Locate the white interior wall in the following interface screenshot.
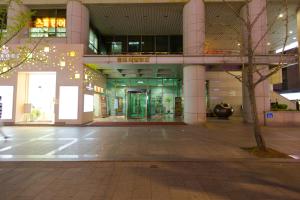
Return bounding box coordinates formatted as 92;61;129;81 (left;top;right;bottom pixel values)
207;71;242;116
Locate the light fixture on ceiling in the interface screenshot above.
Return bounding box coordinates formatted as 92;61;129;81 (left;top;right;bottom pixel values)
267;42;271;46
278;13;284;18
289;30;293;34
237;43;241;46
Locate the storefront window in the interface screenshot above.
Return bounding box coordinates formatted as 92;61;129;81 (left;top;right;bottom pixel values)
59;86;78;120
0;86;14;120
30;9;66;38
84;94;94;112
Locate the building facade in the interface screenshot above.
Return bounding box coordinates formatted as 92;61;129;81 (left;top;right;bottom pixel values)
0;0;299;125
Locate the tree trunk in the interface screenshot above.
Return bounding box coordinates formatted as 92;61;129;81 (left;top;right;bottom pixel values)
247;67;267;151
245;1;267;152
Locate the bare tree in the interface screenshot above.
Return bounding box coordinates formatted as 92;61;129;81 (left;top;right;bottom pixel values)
222;0;294;151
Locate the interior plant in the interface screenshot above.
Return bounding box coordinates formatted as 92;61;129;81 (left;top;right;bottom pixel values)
30;108;41;121
165;96;172;113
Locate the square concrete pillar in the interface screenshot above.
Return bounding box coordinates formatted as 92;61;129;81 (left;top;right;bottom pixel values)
67;0;90;53
183;65;206;124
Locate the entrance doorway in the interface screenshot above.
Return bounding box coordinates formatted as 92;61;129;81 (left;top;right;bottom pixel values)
127;90;147;119
16;72;56;124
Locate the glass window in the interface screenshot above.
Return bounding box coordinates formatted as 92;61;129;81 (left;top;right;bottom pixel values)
89;29;98;53
111;42;122;54
84;94;94;112
141;36;155;53
30;9;66;38
103;36;113;54
0;86;14;119
156;36;169;53
0;8;7;30
115;36;127;53
128;36;141;53
170;35;183;54
59;86;78;120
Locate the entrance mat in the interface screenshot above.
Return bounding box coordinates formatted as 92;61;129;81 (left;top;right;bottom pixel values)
87;121;186;126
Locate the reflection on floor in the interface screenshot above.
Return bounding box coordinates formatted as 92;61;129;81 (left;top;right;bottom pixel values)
94;115;182;122
0;121;299;161
15;121;54;125
90;115;184;126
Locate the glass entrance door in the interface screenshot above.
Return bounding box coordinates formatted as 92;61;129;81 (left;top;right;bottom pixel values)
127;92;147;119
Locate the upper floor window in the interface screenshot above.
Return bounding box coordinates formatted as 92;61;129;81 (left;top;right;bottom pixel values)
89;29;98;53
0;8;7;39
30;9;66;38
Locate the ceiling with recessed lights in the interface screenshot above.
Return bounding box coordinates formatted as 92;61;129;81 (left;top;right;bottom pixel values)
86;1;299;78
87;1;299;52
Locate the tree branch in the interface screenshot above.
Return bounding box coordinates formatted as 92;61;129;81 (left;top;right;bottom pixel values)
222;0;247;26
253;0;289;87
225;70;243;82
0;37;43;76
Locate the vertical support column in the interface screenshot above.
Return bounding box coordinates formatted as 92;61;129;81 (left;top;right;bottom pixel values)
297;8;300;79
183;0;206;124
242;0;270;124
7;1;29;44
183;65;206;124
67;0;90;53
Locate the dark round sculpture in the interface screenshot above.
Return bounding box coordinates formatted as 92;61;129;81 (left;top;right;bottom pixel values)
213;103;234;119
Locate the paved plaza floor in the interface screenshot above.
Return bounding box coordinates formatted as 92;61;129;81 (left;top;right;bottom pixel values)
0;119;299;161
0;119;300;199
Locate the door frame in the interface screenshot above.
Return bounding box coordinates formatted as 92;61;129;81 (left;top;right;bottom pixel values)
127;89;148;119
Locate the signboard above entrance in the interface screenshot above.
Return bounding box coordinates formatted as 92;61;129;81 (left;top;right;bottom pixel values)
117;57;150;63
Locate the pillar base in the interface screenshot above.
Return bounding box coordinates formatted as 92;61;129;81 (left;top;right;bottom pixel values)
184;113;206;125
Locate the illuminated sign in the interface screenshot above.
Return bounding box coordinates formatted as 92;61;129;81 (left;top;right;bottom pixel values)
34;17;66;28
0;45;20;61
117;57;150;63
93;85;104;93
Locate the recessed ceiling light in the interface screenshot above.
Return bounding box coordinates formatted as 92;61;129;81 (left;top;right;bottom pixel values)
289;30;293;34
267;42;271;46
293;37;297;40
278;13;284;18
237;43;241;46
